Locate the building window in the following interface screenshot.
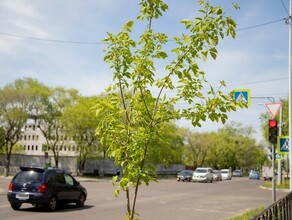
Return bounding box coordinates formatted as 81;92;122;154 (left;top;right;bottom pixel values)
36;135;39;141
32;145;34;151
36;145;38;151
24;135;27;141
28;145;30;151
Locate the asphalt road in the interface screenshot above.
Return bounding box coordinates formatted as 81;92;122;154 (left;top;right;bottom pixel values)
0;176;288;220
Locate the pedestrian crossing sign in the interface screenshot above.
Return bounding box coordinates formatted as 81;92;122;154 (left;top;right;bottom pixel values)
233;89;250;107
277;136;289;155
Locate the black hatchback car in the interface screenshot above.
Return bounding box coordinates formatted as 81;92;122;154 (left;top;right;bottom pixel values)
7;166;87;211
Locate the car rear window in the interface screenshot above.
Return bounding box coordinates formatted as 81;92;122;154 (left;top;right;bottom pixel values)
14;171;43;183
195;169;207;173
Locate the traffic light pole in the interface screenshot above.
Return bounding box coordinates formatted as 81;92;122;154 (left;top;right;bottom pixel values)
272;143;276;202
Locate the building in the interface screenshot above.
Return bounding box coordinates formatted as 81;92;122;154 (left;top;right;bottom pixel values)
17;121;78;157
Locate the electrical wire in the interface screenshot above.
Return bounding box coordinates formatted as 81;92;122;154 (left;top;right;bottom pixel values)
236;18;287;31
0;32;103;45
280;0;289;16
0;18;289;45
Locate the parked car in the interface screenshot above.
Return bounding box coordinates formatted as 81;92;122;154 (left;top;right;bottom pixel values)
212;170;222;181
232;170;243;177
7;166;87;211
192;167;213;183
177;170;193;182
221;169;232;180
249;170;260;180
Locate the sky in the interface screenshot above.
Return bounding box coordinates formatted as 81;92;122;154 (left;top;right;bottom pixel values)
0;0;290;143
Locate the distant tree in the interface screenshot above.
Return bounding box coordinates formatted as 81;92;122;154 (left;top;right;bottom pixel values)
184;122;267;170
184;132;212;168
0;78;42;176
93;0;241;219
62;96;101;175
216;122;267;169
35;87;79;168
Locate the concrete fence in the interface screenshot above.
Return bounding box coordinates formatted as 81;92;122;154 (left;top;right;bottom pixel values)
0;154;185;177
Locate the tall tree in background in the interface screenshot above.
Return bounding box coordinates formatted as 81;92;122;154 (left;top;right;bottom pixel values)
93;0;241;219
36;87;79;168
62;96;101;175
184;132;212;168
0;78;42;176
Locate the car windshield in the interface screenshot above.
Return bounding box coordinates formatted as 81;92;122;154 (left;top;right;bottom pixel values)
181;171;191;175
14;171;43;183
195;169;207;173
221;171;228;174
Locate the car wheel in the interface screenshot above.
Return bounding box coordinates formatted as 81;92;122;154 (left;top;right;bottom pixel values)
76;193;86;207
47;196;58;211
10;202;21;210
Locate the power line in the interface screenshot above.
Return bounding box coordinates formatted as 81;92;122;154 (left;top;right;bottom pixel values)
226;77;288;87
0;32;103;45
280;0;289;15
0;18;288;45
236;18;287;31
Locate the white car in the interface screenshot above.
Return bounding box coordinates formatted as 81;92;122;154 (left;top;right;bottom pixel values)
192;167;213;183
221;169;232;180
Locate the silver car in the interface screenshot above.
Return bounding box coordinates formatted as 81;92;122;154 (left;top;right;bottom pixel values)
221;169;232;180
192;167;213;183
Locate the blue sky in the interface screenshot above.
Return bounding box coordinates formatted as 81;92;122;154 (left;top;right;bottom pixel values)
0;0;289;142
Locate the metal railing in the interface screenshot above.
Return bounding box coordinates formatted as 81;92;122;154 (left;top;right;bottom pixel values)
251;191;292;220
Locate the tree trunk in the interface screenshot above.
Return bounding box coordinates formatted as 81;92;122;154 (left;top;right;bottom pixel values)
4;150;11;177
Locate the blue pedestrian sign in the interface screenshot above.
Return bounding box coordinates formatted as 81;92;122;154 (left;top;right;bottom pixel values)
233;89;250;107
277;136;289;155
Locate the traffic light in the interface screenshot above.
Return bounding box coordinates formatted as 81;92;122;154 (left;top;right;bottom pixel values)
268;119;278;144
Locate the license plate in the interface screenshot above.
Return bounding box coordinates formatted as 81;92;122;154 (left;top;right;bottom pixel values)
16;193;29;200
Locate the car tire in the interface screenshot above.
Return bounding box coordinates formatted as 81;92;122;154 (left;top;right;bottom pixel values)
47;196;58;211
76;193;86;207
10;202;21;210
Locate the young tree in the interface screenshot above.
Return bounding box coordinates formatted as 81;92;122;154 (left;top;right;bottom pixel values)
93;0;241;219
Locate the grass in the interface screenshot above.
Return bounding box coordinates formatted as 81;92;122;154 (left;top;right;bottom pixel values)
262;179;290;189
229;206;265;220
